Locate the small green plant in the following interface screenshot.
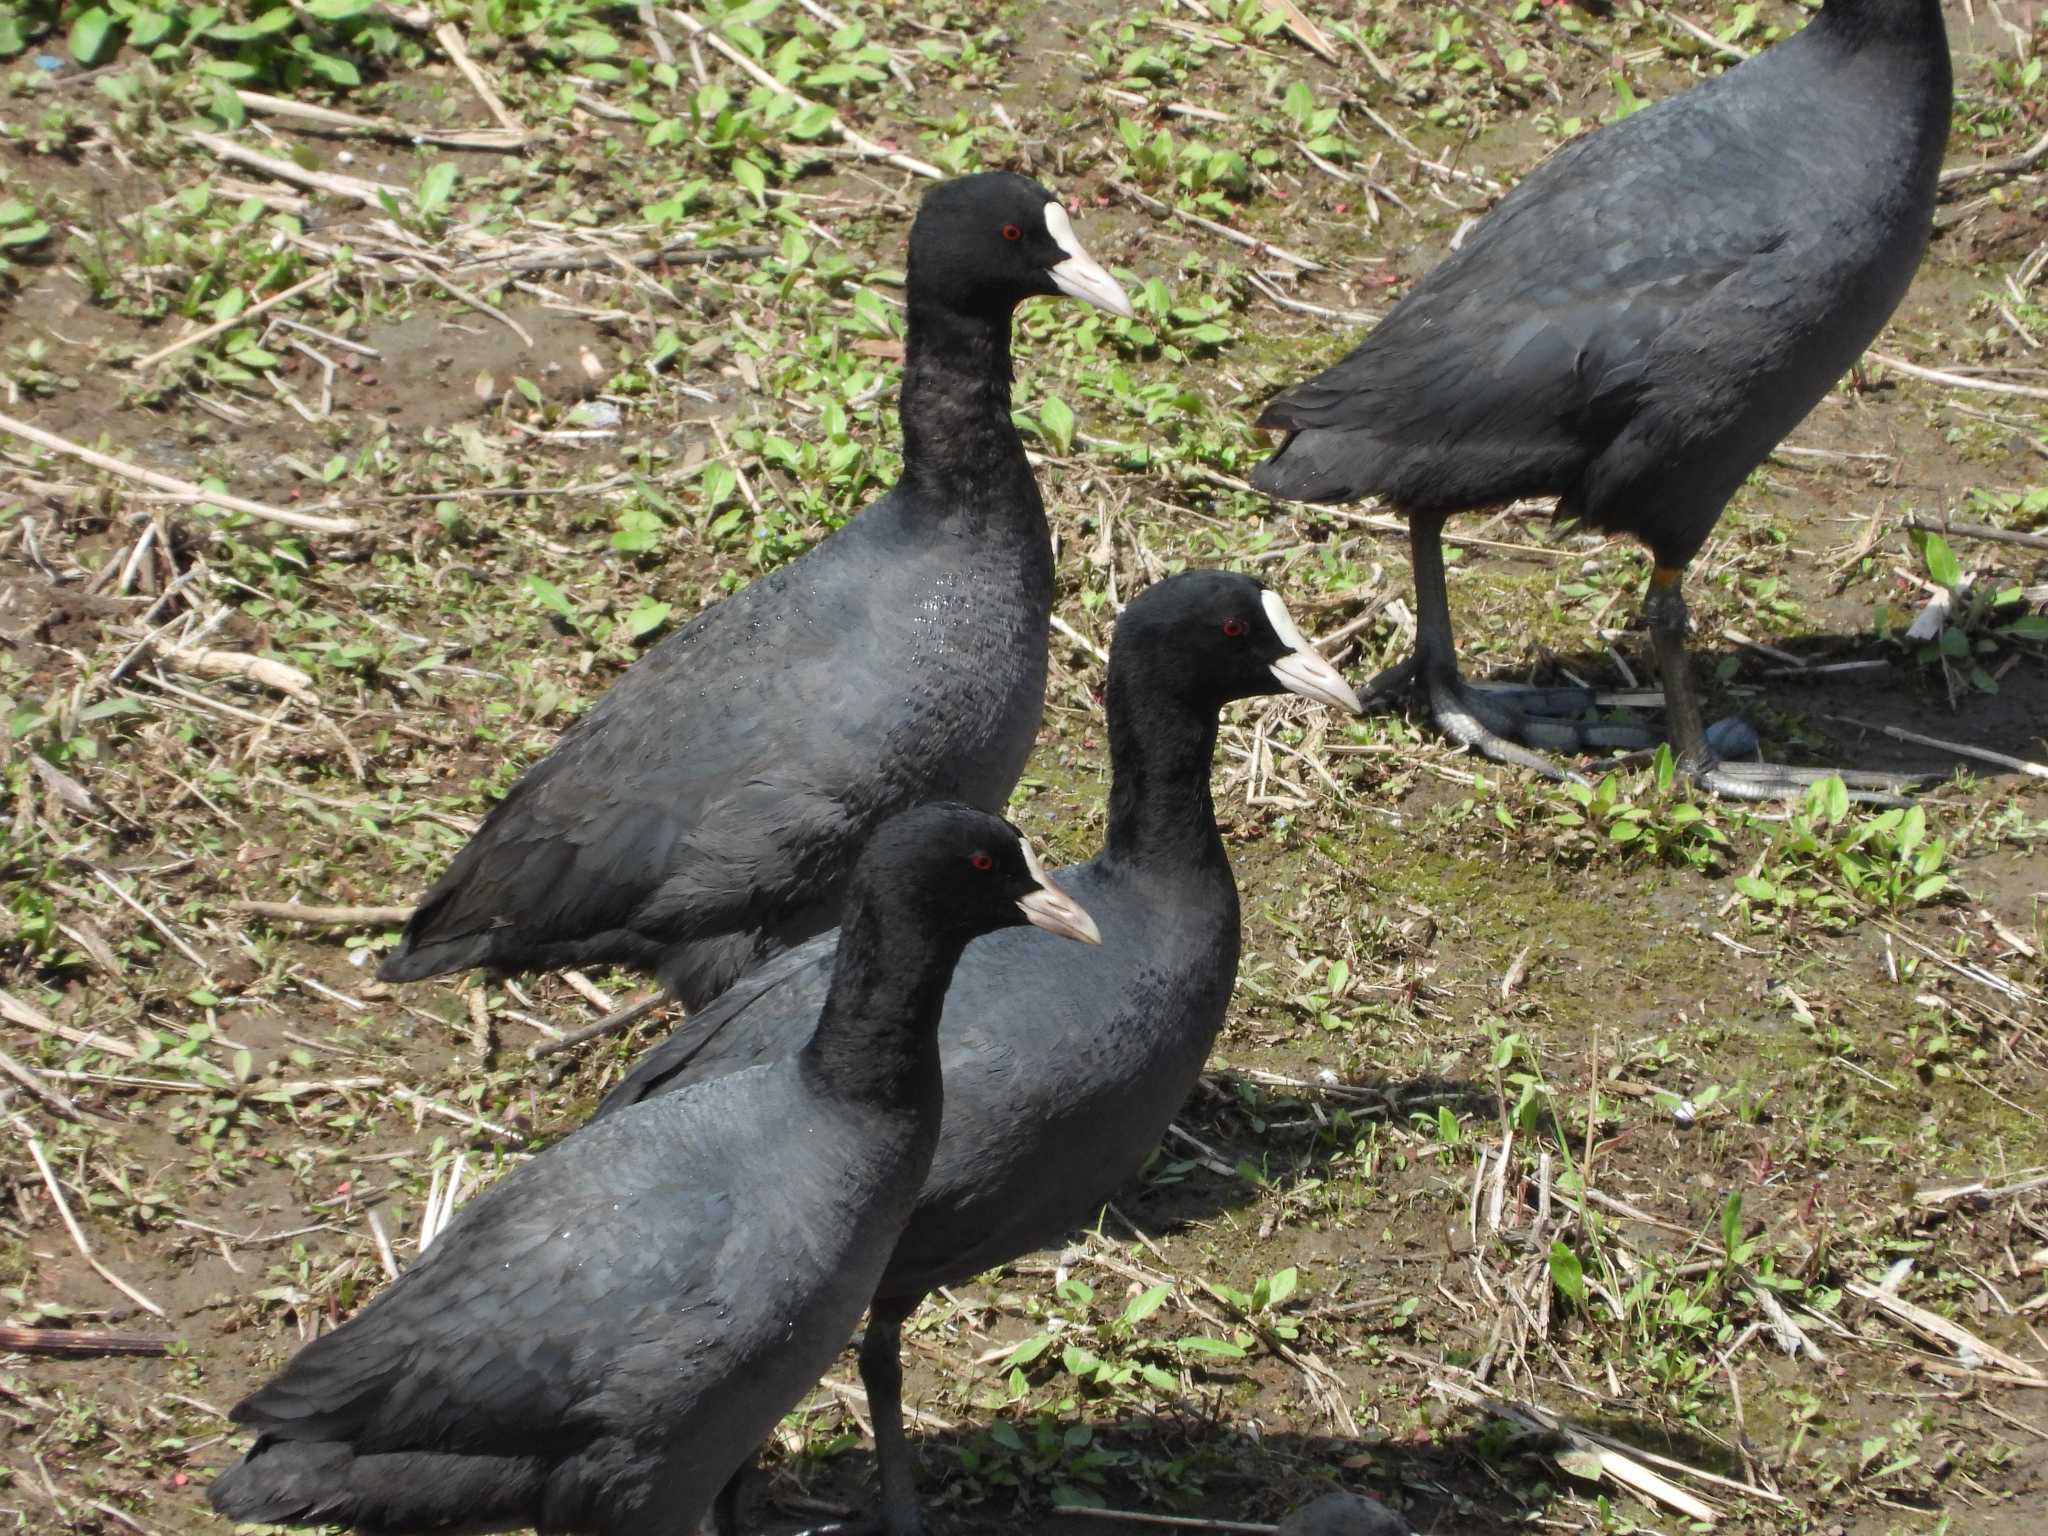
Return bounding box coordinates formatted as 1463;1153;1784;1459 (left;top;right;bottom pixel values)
1887;527;2048;696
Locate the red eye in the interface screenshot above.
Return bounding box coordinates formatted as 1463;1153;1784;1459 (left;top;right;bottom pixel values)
1222;617;1248;638
1002;223;1022;241
971;850;994;871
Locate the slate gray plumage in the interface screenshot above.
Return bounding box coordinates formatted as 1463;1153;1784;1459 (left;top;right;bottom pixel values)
380;174;1131;1006
595;570;1360;1535
208;802;1098;1536
1253;0;1951;799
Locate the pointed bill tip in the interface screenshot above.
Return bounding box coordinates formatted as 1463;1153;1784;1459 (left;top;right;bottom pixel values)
1016;835;1103;945
1044;201;1135;318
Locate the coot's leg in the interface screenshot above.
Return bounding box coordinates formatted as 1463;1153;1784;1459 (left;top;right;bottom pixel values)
862;1297;925;1536
792;1296;926;1536
1644;567;1923;804
1406;513;1599;780
704;1454;751;1535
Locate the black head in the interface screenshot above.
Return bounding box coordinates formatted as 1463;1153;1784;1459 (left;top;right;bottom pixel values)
1110;570;1363;714
850;802;1101;951
907;172;1133;321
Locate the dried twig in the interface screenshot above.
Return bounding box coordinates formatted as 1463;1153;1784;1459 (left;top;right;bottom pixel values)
234;88;526;151
435;22;528;139
0;410;360;536
0;1326;173;1358
1849;1278;2048;1381
20;1131;166;1318
668;9;943;178
0;1048;87;1123
1821;714;2048;782
1940;129;2048;189
1905;517;2048;554
0;987;141;1061
527;991;669;1059
224;900;413;926
186;130;405;210
132;270;335;372
1116;182;1322;272
1870;351;2048;402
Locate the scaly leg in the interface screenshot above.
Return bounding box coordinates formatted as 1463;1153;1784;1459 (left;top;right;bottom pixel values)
1391;514;1655;778
792;1297;926;1536
1645;566;1921;804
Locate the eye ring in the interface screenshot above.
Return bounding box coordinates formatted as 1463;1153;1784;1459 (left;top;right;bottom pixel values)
1001;223;1023;242
1222;617;1248;638
971;850;995;871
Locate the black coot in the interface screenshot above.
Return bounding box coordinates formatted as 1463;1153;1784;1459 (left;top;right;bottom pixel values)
381;173;1131;1005
208;803;1099;1536
1253;0;1951;799
596;570;1360;1535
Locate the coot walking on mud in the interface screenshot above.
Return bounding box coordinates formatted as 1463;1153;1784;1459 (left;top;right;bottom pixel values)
210;803;1099;1535
597;571;1359;1535
1253;0;1951;799
382;173;1131;1005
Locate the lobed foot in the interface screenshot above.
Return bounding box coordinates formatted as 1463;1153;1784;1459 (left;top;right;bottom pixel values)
1691;758;1926;806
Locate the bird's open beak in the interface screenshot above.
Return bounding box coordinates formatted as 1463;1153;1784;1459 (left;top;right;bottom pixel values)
1044;202;1135;319
1015;836;1103;945
1261;590;1363;714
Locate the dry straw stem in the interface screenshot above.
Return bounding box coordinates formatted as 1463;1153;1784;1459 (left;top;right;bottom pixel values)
1905;517;2048;554
1847;1279;2048;1382
1823;714;2048;782
667;8;944;179
224;900;413;926
187;130;405;210
0;411;360;536
233;88;527;150
157;646;317;703
1869;350;2048;402
19;1130;166;1318
434;22;528;138
0;1326;173;1358
132;269;334;371
1940;128;2048;188
0;987;141;1061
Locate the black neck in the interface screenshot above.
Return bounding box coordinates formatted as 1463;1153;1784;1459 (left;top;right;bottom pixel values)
1102;662;1231;872
897;296;1034;515
799;899;956;1108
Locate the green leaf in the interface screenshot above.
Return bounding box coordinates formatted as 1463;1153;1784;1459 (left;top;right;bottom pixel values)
306;52;362;87
623;597;672;640
1061;1344;1104;1377
788;102;837;139
69;7;117;65
1176;1335;1245;1358
512;376;543;407
1548;1240;1586;1302
418;162;459;215
1720;1191;1742;1256
1004;1333;1052;1367
1915;529;1963;591
524;576;575;620
1264;1266;1297;1308
1039;395;1075;453
305;0;375;15
1122;1284;1170;1326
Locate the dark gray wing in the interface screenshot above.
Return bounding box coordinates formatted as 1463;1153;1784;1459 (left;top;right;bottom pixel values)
233;1089;757;1455
595;936;837;1115
1254;77;1795;507
384;504;911;979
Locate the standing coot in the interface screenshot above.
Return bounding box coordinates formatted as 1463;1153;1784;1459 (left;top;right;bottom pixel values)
209;803;1099;1535
381;173;1131;1005
1253;0;1951;798
597;571;1360;1535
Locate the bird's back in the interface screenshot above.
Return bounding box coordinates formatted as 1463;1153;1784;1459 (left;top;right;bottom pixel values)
1254;7;1950;552
382;486;1052;1006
